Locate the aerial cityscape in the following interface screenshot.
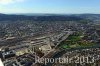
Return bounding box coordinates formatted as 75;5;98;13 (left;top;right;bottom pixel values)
0;0;100;66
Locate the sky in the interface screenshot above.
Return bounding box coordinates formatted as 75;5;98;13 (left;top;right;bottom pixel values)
0;0;100;14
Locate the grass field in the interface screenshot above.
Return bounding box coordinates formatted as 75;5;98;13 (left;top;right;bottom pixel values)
58;32;95;49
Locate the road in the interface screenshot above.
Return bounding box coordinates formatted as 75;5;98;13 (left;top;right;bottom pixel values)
55;31;73;48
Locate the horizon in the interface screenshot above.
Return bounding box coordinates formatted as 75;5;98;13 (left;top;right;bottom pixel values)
1;12;100;15
0;0;100;14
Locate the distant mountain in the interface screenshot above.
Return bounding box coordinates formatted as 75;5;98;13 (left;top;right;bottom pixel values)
14;13;57;16
73;14;100;21
0;13;100;23
13;13;73;16
0;13;83;21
